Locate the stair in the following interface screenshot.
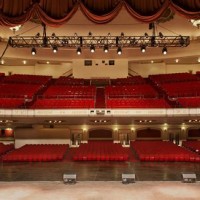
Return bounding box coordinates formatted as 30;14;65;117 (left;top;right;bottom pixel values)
95;87;106;108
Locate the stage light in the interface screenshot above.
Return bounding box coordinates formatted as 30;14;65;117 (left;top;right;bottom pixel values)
144;33;148;38
162;46;167;55
117;46;122;55
90;44;95;53
77;47;81;55
104;45;109;53
159;32;163;38
52;45;58;53
31;47;36;55
141;45;146;53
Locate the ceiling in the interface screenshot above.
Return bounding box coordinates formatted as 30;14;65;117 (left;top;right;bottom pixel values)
0;8;200;66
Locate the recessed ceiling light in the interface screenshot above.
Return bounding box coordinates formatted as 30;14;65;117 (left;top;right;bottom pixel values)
151;60;154;63
175;59;179;63
46;61;50;64
23;60;27;64
0;60;5;64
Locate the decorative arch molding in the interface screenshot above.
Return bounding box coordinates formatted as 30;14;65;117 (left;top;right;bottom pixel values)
0;0;199;26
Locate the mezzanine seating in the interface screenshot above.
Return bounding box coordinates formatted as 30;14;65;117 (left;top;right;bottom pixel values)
2;74;52;85
0;143;14;156
106;98;170;108
43;85;96;99
54;77;85;85
111;76;146;85
0;98;25;108
149;73;199;85
2;144;69;162
73;140;130;161
131;141;200;162
31;98;95;108
105;84;158;98
177;97;200;108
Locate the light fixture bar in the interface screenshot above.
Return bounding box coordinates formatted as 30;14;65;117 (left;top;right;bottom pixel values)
8;35;190;49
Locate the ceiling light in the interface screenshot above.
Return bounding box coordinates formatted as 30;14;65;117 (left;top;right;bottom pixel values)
198;57;200;63
9;25;22;33
190;19;200;28
117;46;122;55
162;46;167;55
141;45;146;53
104;45;109;53
22;60;27;64
175;59;179;63
0;60;5;65
46;61;50;64
31;47;36;55
151;60;154;63
52;45;58;53
90;44;95;53
77;47;81;55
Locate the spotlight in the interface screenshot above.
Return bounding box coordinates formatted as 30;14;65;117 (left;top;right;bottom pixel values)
162;46;167;55
104;45;109;53
77;47;81;55
52;45;58;53
179;36;185;47
159;32;163;38
35;33;40;38
141;45;146;53
31;47;36;55
90;44;95;53
144;33;148;38
117;46;122;55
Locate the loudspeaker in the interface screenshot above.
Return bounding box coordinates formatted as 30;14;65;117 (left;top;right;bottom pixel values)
63;174;76;184
122;173;135;184
182;173;196;183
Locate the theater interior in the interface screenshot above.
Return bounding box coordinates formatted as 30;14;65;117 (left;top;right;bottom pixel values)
0;1;200;199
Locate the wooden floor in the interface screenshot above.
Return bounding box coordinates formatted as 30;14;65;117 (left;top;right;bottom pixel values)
0;161;200;181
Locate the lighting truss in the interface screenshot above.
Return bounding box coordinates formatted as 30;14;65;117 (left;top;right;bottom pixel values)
7;23;190;51
8;34;190;49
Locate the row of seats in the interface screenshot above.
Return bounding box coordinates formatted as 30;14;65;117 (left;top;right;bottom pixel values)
73;141;130;161
43;85;96;98
31;99;95;108
149;73;199;84
161;81;200;97
131;141;200;162
0;143;14;156
182;141;200;153
0;84;42;98
177;97;200;108
111;76;146;85
2;74;52;85
2;144;68;162
0;98;25;108
105;85;158;98
106;98;171;108
54;77;86;85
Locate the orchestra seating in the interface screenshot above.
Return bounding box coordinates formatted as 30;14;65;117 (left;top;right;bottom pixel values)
73;141;130;161
177;97;200;108
31;99;95;108
2;144;69;162
2;74;52;85
0;98;25;108
131;141;200;162
182;141;200;154
0;143;14;156
106;98;170;108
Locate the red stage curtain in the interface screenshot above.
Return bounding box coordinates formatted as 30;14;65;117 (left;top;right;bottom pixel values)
0;0;200;26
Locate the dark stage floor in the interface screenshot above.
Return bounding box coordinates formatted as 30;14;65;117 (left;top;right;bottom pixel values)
0;161;200;182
